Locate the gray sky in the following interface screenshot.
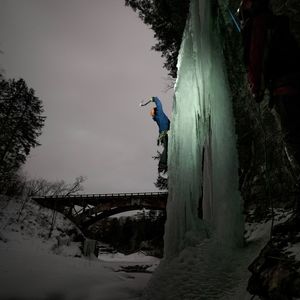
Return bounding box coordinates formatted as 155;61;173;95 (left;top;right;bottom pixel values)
0;0;173;193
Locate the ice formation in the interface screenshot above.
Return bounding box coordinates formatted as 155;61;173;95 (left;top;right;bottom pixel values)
166;0;244;258
143;0;249;298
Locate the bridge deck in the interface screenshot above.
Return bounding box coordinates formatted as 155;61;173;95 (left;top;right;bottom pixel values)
33;192;168;206
37;191;167;198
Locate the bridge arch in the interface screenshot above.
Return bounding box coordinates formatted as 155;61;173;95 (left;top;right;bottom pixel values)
33;192;168;232
82;204;165;228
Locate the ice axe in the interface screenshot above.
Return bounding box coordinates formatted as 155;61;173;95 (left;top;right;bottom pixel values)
139;99;152;107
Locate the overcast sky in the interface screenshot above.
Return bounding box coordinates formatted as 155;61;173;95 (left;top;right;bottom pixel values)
0;0;173;194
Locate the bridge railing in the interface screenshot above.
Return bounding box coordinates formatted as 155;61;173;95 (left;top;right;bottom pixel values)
33;191;168;200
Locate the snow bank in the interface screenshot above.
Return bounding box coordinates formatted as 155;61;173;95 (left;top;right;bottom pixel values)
0;196;156;300
99;251;159;263
145;210;294;300
0;240;152;300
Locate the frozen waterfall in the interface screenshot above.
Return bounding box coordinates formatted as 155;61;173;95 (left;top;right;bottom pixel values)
143;0;249;299
165;0;244;258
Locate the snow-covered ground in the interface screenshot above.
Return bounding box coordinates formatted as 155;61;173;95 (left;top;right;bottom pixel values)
1;196;298;300
144;209;297;300
0;196;159;300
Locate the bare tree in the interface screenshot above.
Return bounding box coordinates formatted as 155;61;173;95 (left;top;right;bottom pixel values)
18;176;87;224
26;176;87;197
163;75;176;93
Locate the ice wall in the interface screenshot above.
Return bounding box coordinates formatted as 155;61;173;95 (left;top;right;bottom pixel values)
143;1;252;298
164;0;244;259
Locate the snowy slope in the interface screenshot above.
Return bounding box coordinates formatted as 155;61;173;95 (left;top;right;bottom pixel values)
0;195;82;256
0;196;159;300
144;208;295;300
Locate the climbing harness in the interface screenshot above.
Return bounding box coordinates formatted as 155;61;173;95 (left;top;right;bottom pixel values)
157;130;168;146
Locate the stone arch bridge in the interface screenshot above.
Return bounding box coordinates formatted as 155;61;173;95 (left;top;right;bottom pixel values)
33;192;167;231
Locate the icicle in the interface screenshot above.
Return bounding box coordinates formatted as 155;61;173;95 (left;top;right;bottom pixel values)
164;0;243;259
144;0;246;298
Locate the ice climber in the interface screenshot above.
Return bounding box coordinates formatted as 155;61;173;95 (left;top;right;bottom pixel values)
239;0;300;174
151;97;170;173
141;96;170;173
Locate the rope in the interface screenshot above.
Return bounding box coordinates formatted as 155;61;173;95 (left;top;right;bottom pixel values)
280;134;300;213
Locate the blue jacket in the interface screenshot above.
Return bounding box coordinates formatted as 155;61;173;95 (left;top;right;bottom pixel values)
152;97;170;133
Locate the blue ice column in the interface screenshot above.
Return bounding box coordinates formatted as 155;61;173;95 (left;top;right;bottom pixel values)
164;0;244;259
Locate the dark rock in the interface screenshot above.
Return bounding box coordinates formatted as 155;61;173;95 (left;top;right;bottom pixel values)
116;264;152;273
247;214;300;299
221;0;300;298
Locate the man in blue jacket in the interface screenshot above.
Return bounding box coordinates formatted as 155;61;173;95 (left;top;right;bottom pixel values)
150;97;170;173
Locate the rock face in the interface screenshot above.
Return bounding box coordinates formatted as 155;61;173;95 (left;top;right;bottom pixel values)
220;0;300;299
247;214;300;300
248;247;300;300
222;0;299;217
